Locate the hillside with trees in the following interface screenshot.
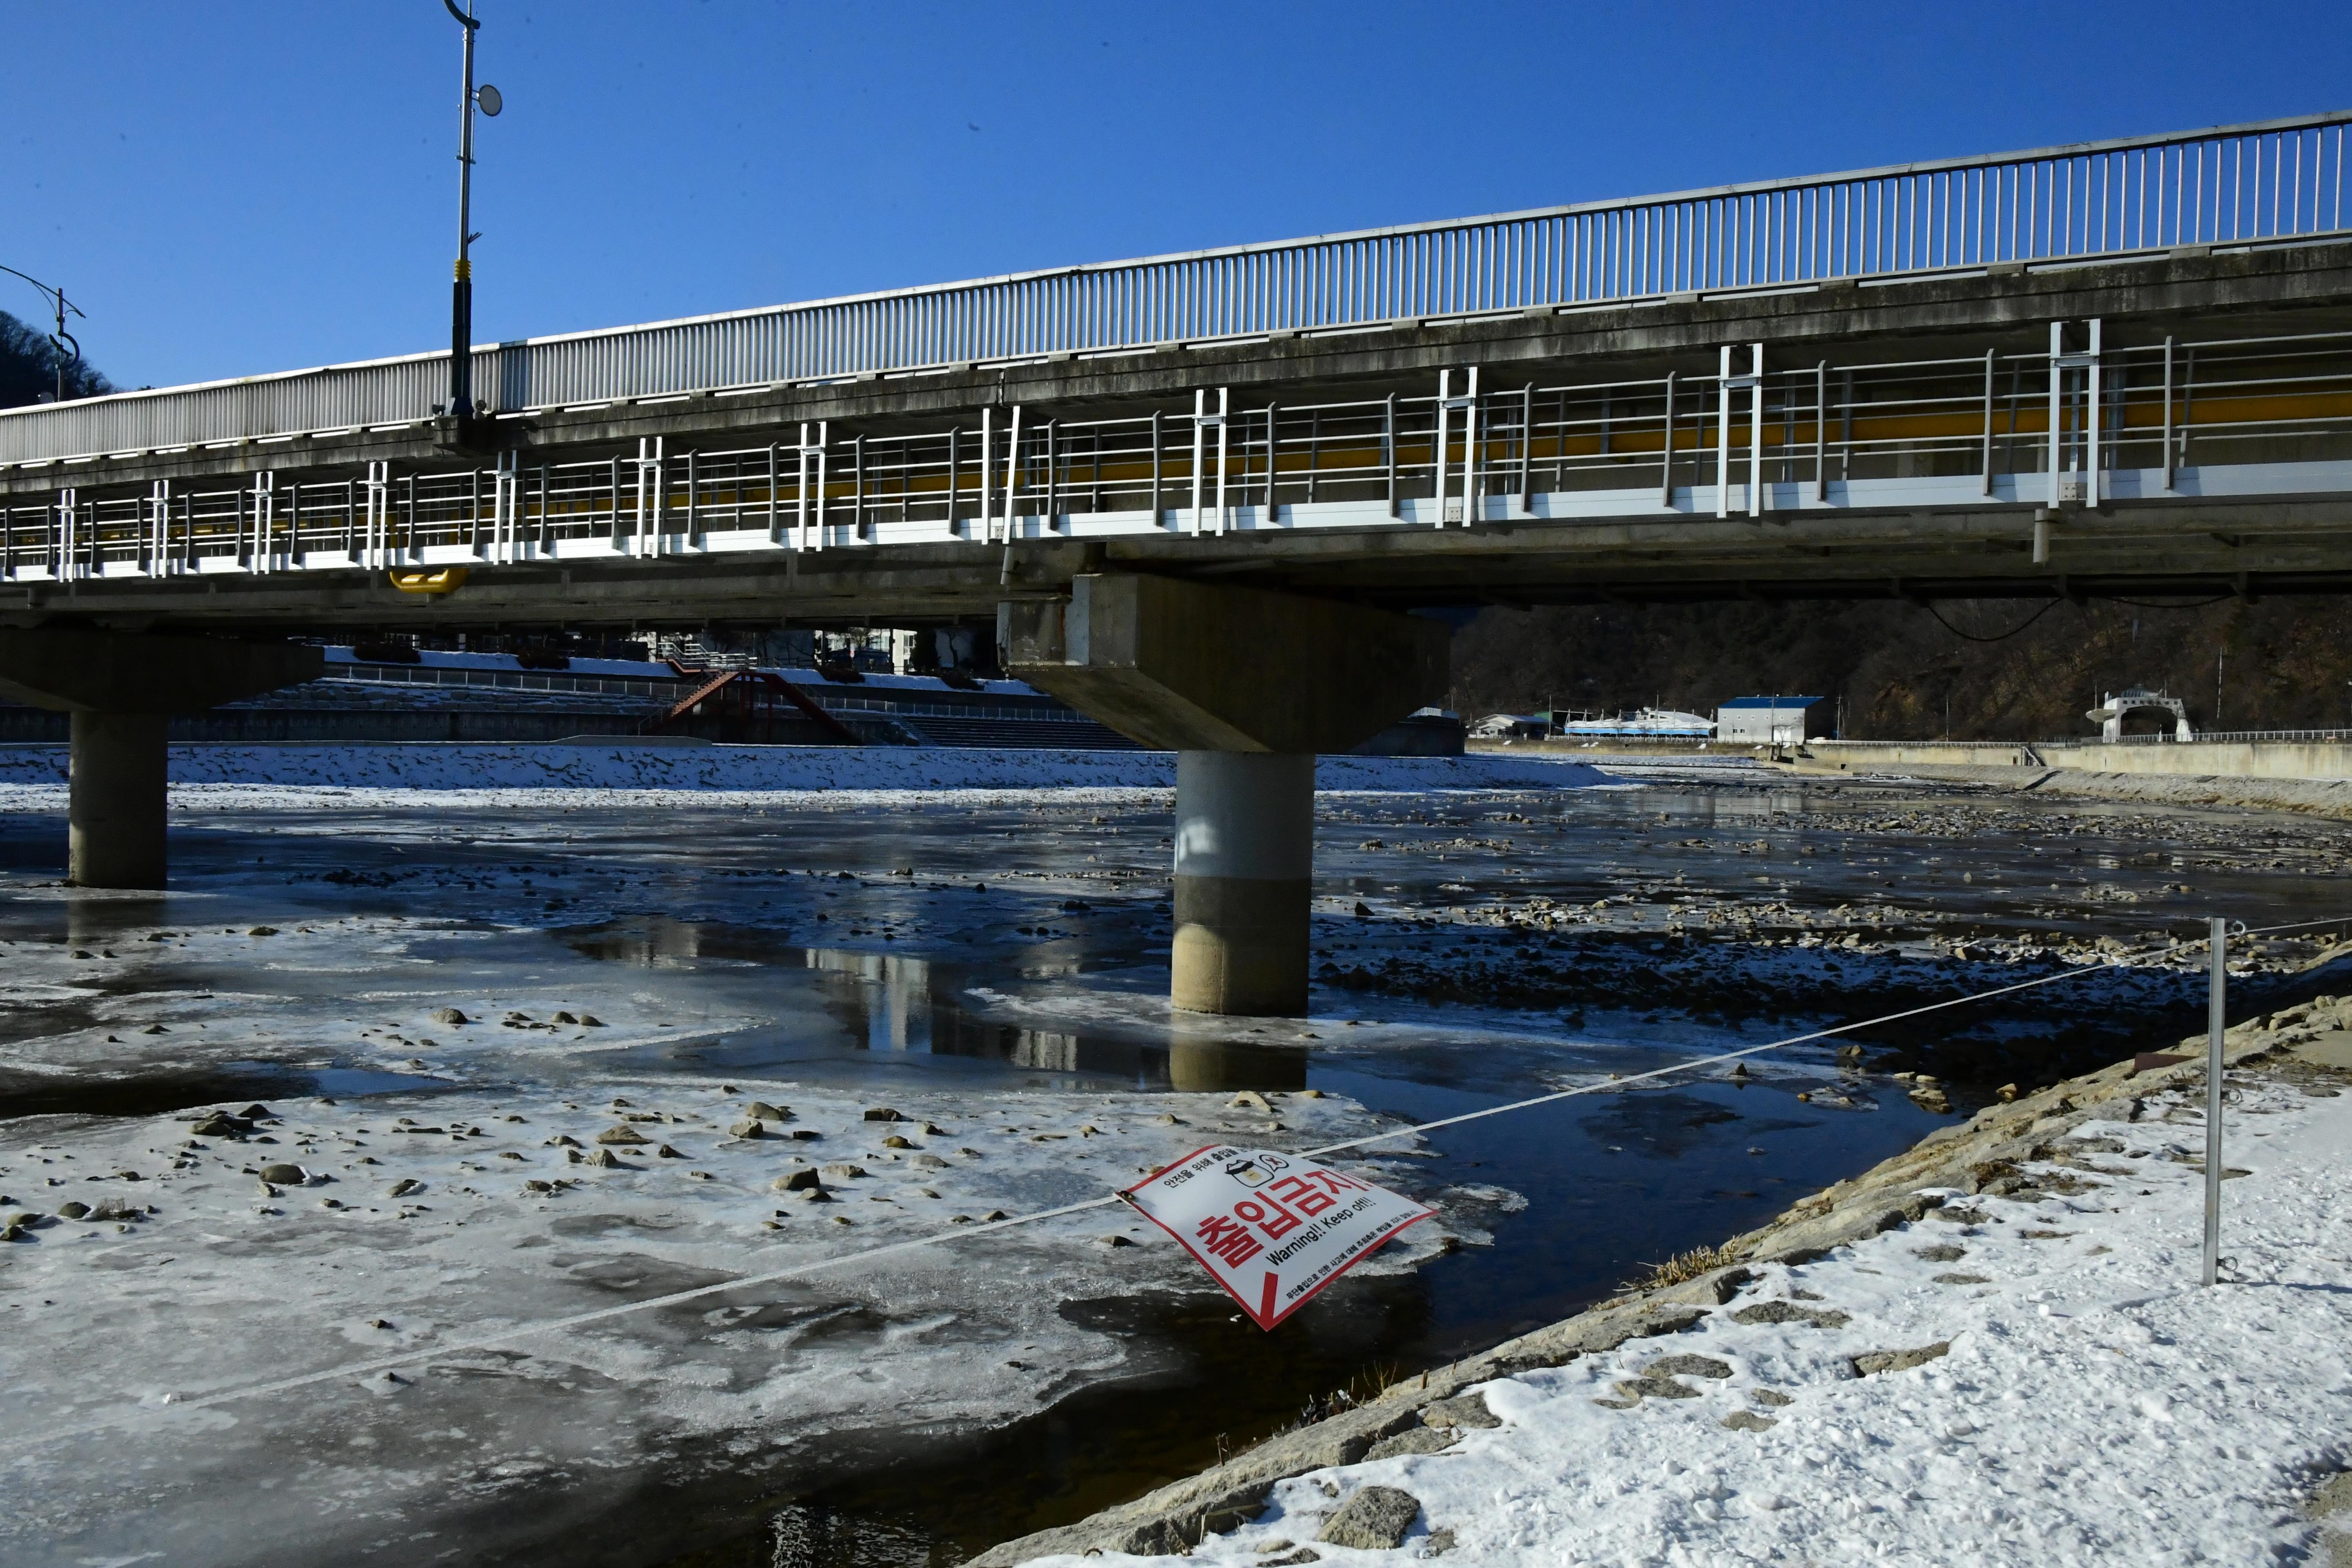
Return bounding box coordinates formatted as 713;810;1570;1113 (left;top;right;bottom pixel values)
0;308;113;408
1450;595;2352;741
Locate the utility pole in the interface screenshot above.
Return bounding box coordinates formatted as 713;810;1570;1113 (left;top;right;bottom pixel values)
1;264;84;404
442;0;501;433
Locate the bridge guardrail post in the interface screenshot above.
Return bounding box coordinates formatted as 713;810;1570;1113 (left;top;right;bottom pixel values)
632;437;665;558
1716;346;1764;518
2047;320;2104;507
493;449;520;562
1979;350;1996;497
1260;403;1277;523
1149;409;1164;529
849;436;864;544
2161;335;2176;493
977;408;994;546
249;471;276;574
1383;393;1399;519
1433;367;1478;527
1001;405;1024;543
1190;389;1228;536
1515;383;1535;516
145;480;168;577
1041;422;1057;535
1660;373;1677;509
795;422;826;553
362;461;389;569
765;442;781;545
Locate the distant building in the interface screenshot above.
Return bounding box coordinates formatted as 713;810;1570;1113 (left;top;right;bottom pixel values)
1717;694;1834;745
1470;712;1550;740
1550;707;1715;739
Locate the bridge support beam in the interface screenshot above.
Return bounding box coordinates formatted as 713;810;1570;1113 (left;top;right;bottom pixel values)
0;629;324;889
1004;573;1446;1017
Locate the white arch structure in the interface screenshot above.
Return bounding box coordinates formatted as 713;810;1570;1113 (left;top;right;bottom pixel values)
2088;688;2192;742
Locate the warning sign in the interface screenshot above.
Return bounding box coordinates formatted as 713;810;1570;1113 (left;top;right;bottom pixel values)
1121;1145;1435;1331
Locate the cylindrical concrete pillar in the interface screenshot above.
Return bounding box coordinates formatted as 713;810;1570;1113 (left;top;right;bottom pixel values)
69;712;169;890
1171;751;1313;1016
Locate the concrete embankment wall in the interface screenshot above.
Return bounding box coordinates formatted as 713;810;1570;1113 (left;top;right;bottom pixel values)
1813;740;2352;780
2056;741;2352;779
1810;742;2039;768
1787;759;2352;818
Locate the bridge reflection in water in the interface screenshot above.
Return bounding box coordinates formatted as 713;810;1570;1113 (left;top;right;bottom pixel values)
566;915;1307;1091
806;946;1307;1091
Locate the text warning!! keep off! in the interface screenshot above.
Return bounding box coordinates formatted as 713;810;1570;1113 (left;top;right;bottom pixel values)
1121;1146;1435;1330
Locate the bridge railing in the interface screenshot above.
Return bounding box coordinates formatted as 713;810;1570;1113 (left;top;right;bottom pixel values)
9;318;2352;575
2089;728;2352;745
5;112;2350;466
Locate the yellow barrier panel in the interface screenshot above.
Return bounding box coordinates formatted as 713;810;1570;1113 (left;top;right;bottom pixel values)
388;566;470;594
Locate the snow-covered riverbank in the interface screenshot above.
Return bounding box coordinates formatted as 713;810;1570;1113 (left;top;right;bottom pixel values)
988;1012;2352;1567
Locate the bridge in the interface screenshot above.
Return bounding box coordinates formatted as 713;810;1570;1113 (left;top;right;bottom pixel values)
4;111;2351;1015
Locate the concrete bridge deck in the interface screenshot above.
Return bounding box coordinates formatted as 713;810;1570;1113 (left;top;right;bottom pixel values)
5;114;2352;629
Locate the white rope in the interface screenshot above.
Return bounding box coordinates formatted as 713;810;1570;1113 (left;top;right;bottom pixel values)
11;910;2338;1450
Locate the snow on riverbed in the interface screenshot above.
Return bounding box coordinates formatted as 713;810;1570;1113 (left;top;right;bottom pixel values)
1070;1076;2352;1567
0;742;1611;806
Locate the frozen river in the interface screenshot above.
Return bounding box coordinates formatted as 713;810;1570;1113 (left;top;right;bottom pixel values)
0;749;2341;1565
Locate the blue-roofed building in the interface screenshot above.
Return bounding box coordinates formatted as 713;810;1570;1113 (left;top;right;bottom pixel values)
1716;695;1835;745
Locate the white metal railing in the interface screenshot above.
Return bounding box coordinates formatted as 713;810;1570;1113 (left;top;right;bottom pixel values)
3;112;2349;467
1822;730;2352;748
2090;727;2352;745
327;664;683;699
7;317;2352;578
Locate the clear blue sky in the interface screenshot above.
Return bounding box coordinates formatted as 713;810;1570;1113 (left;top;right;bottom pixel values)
7;1;2348;392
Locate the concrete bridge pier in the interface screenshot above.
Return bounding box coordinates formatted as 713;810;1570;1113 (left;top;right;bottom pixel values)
0;629;324;887
1005;573;1446;1017
69;713;171;889
1173;750;1315;1014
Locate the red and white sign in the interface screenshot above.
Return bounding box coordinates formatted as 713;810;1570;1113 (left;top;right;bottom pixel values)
1121;1145;1435;1331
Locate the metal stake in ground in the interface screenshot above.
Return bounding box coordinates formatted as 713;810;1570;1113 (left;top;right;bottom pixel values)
2203;915;2227;1288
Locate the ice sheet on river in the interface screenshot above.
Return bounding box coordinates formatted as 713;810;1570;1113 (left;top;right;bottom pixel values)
0;742;1612;803
0;903;1505;1568
0;1062;1458;1566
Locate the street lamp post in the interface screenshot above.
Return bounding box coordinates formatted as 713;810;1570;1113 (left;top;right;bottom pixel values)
0;264;85;405
442;0;500;432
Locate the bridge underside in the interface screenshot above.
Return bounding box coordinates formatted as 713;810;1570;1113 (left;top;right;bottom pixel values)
1;498;2344;633
6;242;2352;633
